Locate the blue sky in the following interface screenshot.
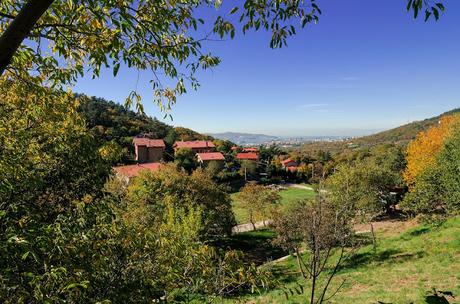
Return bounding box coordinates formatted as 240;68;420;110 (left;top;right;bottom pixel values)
74;0;460;136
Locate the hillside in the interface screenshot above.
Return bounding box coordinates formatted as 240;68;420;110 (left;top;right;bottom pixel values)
299;107;460;154
230;217;460;303
353;107;460;146
77;95;212;163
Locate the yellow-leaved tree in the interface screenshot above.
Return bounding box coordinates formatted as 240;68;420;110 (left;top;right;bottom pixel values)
403;114;460;186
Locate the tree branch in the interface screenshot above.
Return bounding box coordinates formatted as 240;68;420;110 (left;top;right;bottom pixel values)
0;0;55;75
0;11;16;19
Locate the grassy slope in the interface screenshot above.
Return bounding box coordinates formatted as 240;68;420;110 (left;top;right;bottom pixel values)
233;217;460;303
231;187;316;224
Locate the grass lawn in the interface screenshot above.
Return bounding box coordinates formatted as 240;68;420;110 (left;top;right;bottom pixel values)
226;217;460;303
231;186;316;224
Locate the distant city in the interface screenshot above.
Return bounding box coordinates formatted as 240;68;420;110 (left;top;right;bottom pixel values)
209;132;353;147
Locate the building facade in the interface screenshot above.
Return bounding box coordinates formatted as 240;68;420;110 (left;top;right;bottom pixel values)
133;137;165;163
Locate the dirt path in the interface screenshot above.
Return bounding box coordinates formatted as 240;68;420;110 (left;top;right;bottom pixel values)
268;218;417;264
354;218;416;236
286;183;314;191
232;220;272;234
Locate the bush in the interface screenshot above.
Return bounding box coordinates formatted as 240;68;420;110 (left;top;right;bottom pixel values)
125;164;236;238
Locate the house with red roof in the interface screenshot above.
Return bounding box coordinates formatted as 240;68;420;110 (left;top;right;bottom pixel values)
236;152;259;162
196;152;225;165
281;158;299;172
113;163;162;182
133;137;165;163
242;147;259;153
173;140;215;153
231;146;258;153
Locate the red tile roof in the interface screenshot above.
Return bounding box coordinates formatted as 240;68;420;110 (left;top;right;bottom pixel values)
113;163;162;178
243;147;259;153
231;146;239;151
236;152;259;161
281;158;298;166
133;137;165;148
197;152;225;161
174;140;215;149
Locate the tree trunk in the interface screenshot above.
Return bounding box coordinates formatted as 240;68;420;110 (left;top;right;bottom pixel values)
370;222;377;251
249;212;256;231
0;0;55;75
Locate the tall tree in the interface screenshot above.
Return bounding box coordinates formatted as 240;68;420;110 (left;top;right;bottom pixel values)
236;183;280;229
403;114;460;186
174;147;198;173
272;197;353;304
325;159;400;249
401;123;460;219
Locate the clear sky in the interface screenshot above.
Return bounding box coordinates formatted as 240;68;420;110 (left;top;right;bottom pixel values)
73;0;460;136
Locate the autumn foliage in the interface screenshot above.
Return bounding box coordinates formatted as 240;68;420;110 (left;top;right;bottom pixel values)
403;114;460;186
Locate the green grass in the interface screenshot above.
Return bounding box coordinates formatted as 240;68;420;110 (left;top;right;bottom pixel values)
231;186;316;224
227;217;460;303
277;187;316;211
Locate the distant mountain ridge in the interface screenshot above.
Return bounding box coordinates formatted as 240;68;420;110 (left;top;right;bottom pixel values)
209;132;280;145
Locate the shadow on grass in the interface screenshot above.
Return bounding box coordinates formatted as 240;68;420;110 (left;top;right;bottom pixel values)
352;233;375;247
271;263;300;285
377;289;455;304
398;226;433;241
341;248;426;272
409;226;431;237
425;289;455;304
213;229;288;265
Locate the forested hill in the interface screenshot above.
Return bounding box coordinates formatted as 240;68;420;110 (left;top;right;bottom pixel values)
299;107;460;154
77;95;212;163
354;107;460;146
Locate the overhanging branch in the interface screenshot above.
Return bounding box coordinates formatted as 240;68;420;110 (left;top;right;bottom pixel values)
0;0;55;75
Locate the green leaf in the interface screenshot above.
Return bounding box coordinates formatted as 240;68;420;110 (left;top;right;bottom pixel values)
425;11;432;22
432;7;439;20
230;6;238;14
312;3;321;14
21;251;30;260
302;17;309;27
436;3;445;12
407;0;413;11
113;63;120;77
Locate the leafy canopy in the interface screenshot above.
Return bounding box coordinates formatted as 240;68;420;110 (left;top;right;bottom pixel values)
237;183;280;227
125;164;236;238
1;0;322;111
